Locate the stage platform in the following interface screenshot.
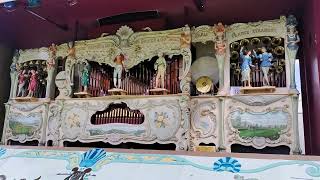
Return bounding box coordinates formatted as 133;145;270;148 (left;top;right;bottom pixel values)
0;146;319;180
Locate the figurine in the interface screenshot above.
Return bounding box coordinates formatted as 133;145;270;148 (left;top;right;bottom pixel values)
214;22;227;94
214;22;227;56
10;50;19;98
113;54;125;89
27;69;38;97
17;69;28;97
240;46;255;87
81;62;90;92
47;43;57;70
255;47;273;86
154;52;167;89
286;15;300;60
180;28;191;49
66;41;76;86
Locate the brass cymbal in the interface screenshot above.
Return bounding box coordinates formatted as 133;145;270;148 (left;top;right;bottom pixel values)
196;76;212;93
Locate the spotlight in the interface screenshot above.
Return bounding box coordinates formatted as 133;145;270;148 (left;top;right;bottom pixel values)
27;0;41;8
67;0;78;6
2;0;16;12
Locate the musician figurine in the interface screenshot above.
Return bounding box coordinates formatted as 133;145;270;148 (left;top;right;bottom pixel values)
27;69;38;97
17;69;28;97
113;54;126;89
255;47;273;86
81;62;91;93
240;46;255;87
154;52;167;89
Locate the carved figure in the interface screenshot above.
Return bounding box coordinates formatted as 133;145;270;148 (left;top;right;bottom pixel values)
47;43;57;69
17;69;28;97
286;15;300;90
180;29;191;49
255;47;273;86
113;54;125;89
27;69;38;97
214;22;227;94
214;22;226;56
154;52;167;89
286;15;300;60
81;62;90;92
66;42;76;86
240;46;255;87
10;50;19;98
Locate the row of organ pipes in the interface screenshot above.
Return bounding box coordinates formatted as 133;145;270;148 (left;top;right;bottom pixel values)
91;107;144;125
79;56;181;97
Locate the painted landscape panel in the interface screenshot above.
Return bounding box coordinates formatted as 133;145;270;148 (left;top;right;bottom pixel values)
8;113;41;136
230;110;289;140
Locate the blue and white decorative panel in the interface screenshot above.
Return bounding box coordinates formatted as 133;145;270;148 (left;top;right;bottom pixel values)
0;147;319;179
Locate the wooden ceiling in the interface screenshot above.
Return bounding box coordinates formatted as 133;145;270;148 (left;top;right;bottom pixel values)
0;0;304;49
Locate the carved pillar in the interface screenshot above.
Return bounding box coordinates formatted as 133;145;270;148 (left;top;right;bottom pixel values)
180;48;192;94
45;66;56;99
216;54;225;94
214;22;227;95
9;71;18;99
46;101;64;146
178;95;190;150
217;97;226;151
292;94;302;154
289;59;297;89
1;104;11;145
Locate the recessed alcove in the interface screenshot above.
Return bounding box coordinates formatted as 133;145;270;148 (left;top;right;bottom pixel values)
231;144;290;155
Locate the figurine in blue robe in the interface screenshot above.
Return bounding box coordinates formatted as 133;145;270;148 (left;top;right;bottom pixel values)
255;47;273;86
240;47;255;87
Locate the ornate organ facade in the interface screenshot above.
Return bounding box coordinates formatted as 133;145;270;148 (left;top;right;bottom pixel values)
1;16;302;154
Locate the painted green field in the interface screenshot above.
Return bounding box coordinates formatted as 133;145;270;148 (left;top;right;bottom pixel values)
9;121;35;136
238;128;282;140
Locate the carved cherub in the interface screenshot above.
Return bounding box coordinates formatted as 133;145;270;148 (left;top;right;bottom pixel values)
180;27;191;49
47;43;57;69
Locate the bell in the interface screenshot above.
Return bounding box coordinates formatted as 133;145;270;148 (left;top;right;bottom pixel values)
262;37;271;45
231;51;240;60
274;46;285;56
271;37;282;47
231;42;240;51
240;39;250;47
250;38;261;46
279;59;286;66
